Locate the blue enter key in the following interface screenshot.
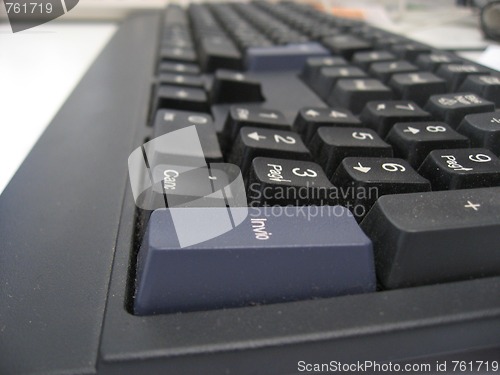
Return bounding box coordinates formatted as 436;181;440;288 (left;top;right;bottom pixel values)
134;206;375;315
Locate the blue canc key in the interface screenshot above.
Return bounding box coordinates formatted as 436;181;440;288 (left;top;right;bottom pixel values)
134;206;375;314
246;43;330;72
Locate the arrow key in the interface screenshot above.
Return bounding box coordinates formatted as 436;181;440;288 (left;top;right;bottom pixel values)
229;127;310;175
360;100;431;137
293;107;361;144
331;157;430;220
386;122;469;168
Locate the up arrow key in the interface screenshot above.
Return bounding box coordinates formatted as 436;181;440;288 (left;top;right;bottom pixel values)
403;126;420;134
248;132;266;141
353;162;371;173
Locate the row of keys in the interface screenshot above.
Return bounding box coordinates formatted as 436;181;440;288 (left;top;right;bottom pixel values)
302;57;499;112
220;104;500;172
188;4;243;71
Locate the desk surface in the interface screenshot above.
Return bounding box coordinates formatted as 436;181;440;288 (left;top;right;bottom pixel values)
0;5;498;195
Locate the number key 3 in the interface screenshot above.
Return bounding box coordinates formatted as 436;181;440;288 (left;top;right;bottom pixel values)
248;157;337;206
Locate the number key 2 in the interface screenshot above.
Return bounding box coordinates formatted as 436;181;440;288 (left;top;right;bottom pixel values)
418;148;500;190
332;157;431;220
386;122;470;168
248;157;337;206
229;127;310;175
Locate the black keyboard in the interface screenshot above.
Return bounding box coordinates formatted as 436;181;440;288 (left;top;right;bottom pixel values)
1;2;500;374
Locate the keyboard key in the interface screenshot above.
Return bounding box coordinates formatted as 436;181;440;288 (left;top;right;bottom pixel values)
247;157;337;206
361;187;500;289
435;63;490;92
159;47;197;63
210;70;264;104
391;42;431;60
293;107;361;144
372;35;407;50
322;35;372;59
457;111;500;156
246;42;330;72
223;106;290;141
158;73;204;88
134;206;376;314
386;122;470;168
360;101;431;137
352;50;396;70
313;66;367;99
327;79;393;114
415;52;462;72
156;85;209;112
301;56;348;85
153;109;222;162
418;148;500;190
131;125;231;211
458;75;500;107
369;60;418;83
424;93;495;128
312;127;393;178
132;164;230;211
198;36;243;71
158;61;200;75
388;72;447;107
332;157;430;219
229;127;310;174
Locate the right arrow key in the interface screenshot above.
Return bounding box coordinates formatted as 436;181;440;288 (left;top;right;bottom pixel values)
386;122;470;168
331;157;430;220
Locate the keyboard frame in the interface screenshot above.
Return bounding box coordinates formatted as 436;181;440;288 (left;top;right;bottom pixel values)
0;12;499;375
